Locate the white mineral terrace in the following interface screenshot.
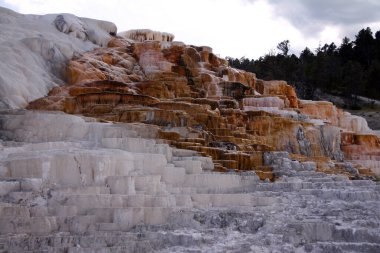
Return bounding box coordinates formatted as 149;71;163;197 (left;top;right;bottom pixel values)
0;110;379;252
0;7;116;109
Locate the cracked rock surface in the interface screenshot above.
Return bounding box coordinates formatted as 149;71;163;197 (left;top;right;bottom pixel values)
0;110;379;252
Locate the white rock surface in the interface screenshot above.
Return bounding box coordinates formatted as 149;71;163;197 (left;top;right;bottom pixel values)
0;110;379;252
0;7;116;109
340;111;372;133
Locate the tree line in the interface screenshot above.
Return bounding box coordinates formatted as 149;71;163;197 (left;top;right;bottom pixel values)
227;27;380;107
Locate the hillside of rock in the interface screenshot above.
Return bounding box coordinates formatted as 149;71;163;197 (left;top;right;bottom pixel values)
0;7;379;253
0;7;116;109
28;32;380;179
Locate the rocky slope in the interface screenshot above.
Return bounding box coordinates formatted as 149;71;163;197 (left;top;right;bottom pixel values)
0;7;116;109
0;7;379;253
28;32;380;179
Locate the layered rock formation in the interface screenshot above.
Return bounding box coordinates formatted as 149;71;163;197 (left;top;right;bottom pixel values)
1;7;380;253
28;35;380;179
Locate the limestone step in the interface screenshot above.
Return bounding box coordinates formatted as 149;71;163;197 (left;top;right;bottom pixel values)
298;189;379;201
29;206;48;217
63;215;99;234
51;192;179;216
100;208;144;231
62;194;127;214
134;175;167;194
112;207;179;230
145;143;173;161
3;151;135;186
283;220;380;246
183;173;257;191
7;191;36;204
2;142;81;155
255;182;304;192
19;178;43;191
172;148;199;157
167;186;197;195
87;208;118;223
0;228;210;252
3;156;45;179
314;242;380;253
304;177;341;183
174;195;193;207
0;181;20;196
295;171;333;178
0;234;131;251
138;207;180;226
96;222;120;232
0;204;30;218
48;206;78;217
333;227;380;243
65;246;143;253
160;166;186;186
255;180;377;192
0;216;57;235
172;155;214;171
52;186;111;195
101;137;156;153
191;193;281;208
101;126;139;138
106;176;135;195
172;160;203;174
88;205;183;227
126;195;176;208
343;179;375;187
133;153;168;174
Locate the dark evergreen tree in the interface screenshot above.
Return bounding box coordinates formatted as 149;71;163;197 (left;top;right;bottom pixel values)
366;60;380;98
354;27;374;68
277;40;290;56
339;37;354;63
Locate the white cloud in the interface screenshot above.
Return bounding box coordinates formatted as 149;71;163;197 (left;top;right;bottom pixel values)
2;0;379;59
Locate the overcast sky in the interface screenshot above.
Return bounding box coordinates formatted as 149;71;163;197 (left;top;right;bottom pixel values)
2;0;380;59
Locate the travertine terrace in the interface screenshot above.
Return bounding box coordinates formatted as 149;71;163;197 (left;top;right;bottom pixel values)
0;7;379;253
29;31;380;179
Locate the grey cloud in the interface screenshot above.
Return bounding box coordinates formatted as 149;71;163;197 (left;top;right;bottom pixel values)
246;0;380;37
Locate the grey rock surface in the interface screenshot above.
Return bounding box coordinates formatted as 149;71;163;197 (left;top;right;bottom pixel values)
0;7;116;109
0;110;379;252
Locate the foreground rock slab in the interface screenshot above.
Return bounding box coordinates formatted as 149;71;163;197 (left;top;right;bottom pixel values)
0;110;379;252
